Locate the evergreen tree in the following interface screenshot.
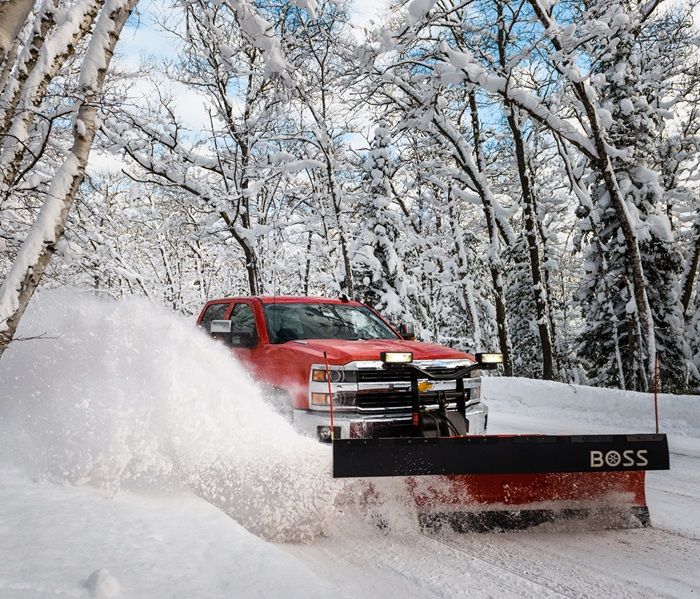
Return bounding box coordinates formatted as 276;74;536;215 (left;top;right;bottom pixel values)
576;0;689;391
351;121;411;325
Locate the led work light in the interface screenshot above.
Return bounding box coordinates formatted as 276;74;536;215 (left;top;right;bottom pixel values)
380;351;414;364
476;352;504;365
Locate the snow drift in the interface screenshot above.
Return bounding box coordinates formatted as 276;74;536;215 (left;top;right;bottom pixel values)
484;376;699;442
0;289;337;542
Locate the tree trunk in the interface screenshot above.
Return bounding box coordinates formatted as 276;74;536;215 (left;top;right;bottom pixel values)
0;0;57;138
496;6;554;378
468;90;513;375
320;139;353;298
0;0;100;195
509;114;555;379
447;189;482;351
0;0;34;69
303;230;312;295
0;0;139;360
681;221;700;318
0;37;20;96
219;210;259;296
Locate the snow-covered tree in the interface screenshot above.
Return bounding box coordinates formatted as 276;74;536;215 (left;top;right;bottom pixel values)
572;0;694;391
351;121;411;322
0;0;139;359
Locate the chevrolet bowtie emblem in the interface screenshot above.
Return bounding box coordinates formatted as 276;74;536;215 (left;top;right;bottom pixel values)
417;381;434;393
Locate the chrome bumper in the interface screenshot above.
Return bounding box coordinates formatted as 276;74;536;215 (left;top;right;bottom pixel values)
293;401;489;441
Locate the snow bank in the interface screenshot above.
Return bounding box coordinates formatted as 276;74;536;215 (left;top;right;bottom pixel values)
0;289;337;542
484;376;699;439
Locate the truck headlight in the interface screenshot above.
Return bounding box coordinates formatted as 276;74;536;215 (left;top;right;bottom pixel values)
311;392;331;406
465;368;481;400
311;368;357;383
312;369;328;382
311;391;357;407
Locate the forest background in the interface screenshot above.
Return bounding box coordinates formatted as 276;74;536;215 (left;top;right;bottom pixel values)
0;0;699;393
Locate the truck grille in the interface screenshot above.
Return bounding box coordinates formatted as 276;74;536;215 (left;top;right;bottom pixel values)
344;389;464;412
323;364;477;414
356;366;465;383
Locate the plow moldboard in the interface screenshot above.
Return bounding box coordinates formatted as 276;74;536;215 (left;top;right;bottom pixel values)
332;434;670;478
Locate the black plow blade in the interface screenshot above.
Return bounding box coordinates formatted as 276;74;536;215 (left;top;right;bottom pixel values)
332;434;670;478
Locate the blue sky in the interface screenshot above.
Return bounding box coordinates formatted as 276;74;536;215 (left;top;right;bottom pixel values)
119;0;389;69
113;0;388;131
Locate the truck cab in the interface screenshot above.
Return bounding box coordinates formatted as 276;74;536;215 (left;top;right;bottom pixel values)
197;296;488;442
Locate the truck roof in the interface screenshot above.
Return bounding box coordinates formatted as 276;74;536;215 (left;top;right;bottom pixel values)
208;295;365;306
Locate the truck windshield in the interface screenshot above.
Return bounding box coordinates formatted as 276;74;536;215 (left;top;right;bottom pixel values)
264;303;400;343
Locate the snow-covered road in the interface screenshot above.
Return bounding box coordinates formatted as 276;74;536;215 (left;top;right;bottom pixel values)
6;378;696;599
2;432;696;599
286;520;699;598
1;293;698;598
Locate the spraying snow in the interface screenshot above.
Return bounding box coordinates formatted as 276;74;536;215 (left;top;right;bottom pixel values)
0;289;337;542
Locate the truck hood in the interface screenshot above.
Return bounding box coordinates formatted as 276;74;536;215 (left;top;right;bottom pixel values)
284;338;472;364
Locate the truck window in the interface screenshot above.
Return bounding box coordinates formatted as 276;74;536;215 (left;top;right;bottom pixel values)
200;303;229;332
264;303;399;343
229;303;258;345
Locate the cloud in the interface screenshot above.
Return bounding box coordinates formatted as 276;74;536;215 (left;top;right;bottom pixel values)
118;1;177;70
350;0;390;29
86;150;128;176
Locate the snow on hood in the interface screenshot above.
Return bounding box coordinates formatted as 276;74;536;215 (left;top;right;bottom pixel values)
0;288;339;542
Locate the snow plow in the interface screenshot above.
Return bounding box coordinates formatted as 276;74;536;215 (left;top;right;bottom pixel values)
331;352;670;531
197;296;669;532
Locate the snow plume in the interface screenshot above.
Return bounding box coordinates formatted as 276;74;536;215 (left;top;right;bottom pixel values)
0;289;337;542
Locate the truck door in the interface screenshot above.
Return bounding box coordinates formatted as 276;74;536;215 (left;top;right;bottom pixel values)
226;301;264;372
197;301;230;331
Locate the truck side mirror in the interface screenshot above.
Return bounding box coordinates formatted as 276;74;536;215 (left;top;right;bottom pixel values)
398;323;416;341
210;320;233;345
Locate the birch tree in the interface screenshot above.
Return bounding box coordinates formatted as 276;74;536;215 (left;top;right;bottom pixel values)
0;0;139;359
0;0;102;200
0;0;34;69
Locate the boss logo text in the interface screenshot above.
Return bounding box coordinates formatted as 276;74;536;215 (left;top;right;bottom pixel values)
589;449;648;468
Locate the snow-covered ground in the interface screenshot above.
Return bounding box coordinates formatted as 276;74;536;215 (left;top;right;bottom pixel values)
0;291;698;598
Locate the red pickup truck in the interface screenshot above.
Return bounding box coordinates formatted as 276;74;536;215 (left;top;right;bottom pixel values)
196;296;669;532
197;296;488;442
